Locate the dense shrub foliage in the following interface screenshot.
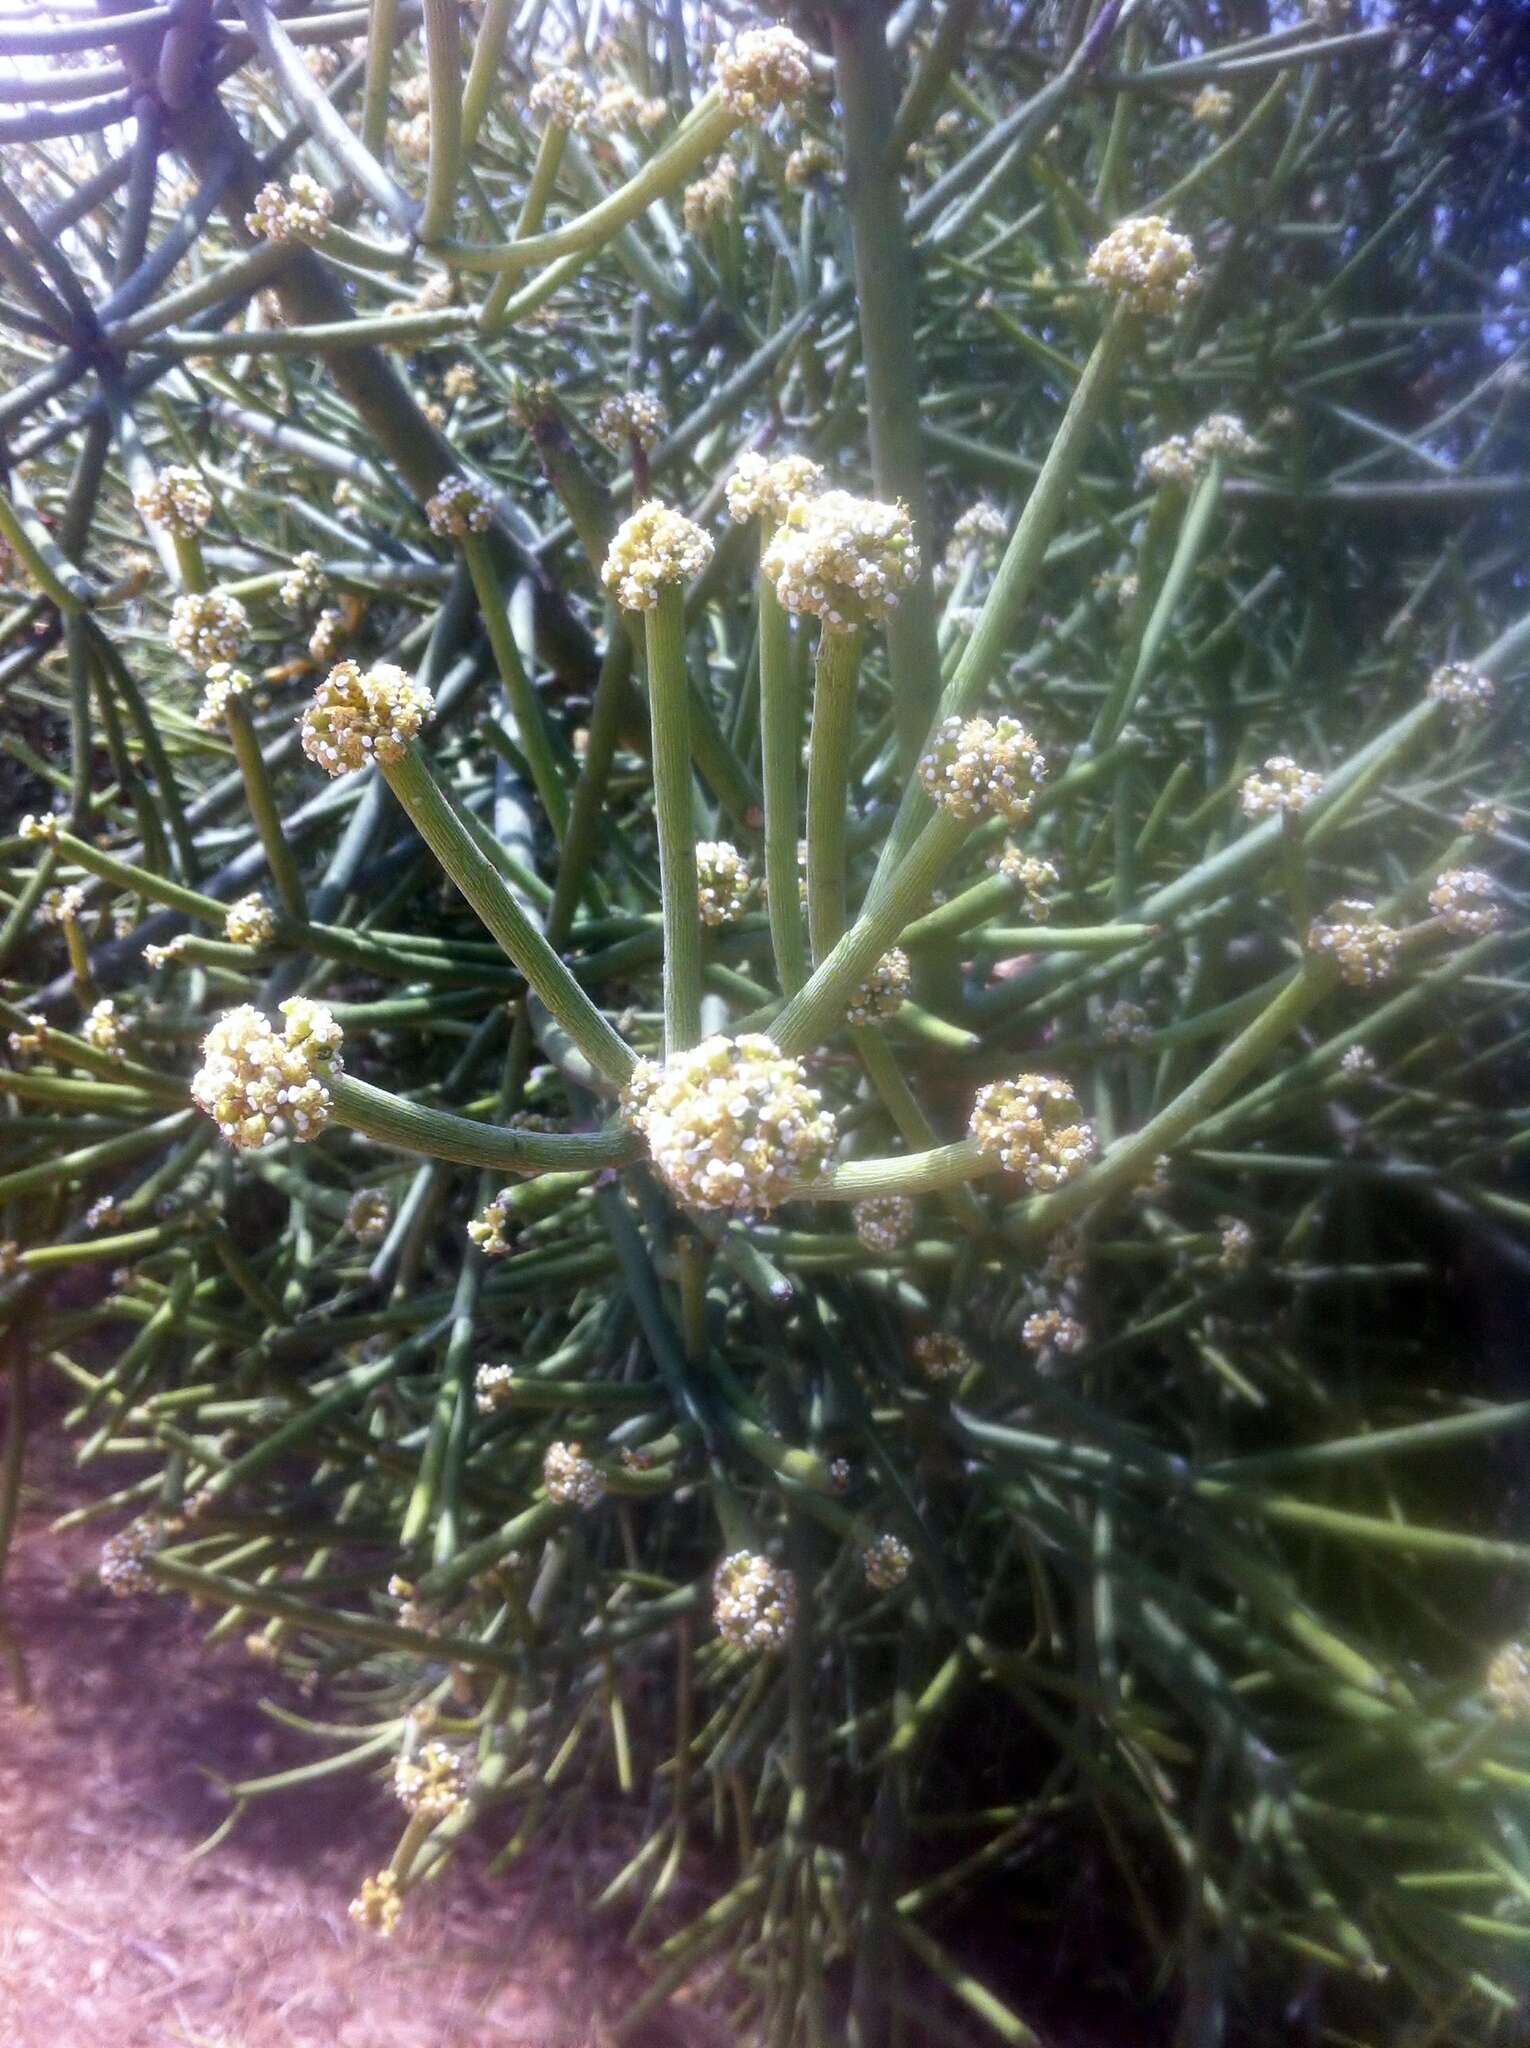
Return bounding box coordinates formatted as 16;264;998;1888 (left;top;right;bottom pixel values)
0;1;1526;2040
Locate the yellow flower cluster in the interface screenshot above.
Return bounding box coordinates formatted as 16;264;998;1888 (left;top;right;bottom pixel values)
1086;215;1199;314
635;1033;837;1211
196;662;253;731
595;81;668;131
1306;899;1401;987
82;997;127;1059
592;391;669;453
784;136;837;188
862;1533;913;1591
1239;755;1323;819
393;1741;468;1821
1427;661;1494;718
713;1551;796;1650
467;1191;514;1257
1192;85;1235;127
1428;867;1502;937
969;1074;1096;1190
601;501;713;610
1022;1307;1088;1356
913;1332;974;1383
224;891;276;949
917;714;1047;824
846;947;911;1027
135;464;213;536
993;845;1058;921
683;153;738;233
169;589;248;671
301;661;434;775
349;1869;403;1937
191;997;344;1150
715;25;813;121
529;67;599;132
946;500;1007;566
762;489;920;632
544;1440;606;1509
1219;1218;1255;1269
244;173;333;243
696;839;754;926
346;1186;391;1244
425;471;494;538
724;450;824;526
852;1193;915;1254
279;549;326;611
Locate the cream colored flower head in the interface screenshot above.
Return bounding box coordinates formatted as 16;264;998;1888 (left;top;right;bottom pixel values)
593;391;669;454
853;1194;914;1254
393;1740;468;1821
544;1440;605;1509
244;173;333;243
713;1551;795;1649
135;464;213;537
349;1870;403;1938
1191;85;1234;127
918;714;1047;824
1239;756;1322;820
762;489;920;632
1192;413;1259;462
170;590;248;672
715;25;813;122
862;1533;913;1591
83;997;126;1060
1086;216;1199;314
846;947;911;1027
529;68;598;132
696;840;754;927
683;153;738;234
1427;662;1494;718
301;660;433;775
223;892;276;949
196;662;252;731
1022;1307;1088;1356
191;997;344;1150
1429;867;1502;938
913;1332;974;1384
602;501;713;610
724;450;824;527
279;550;326;611
346;1187;391;1244
992;846;1058;921
1141;435;1199;489
425;471;494;538
785;136;837;188
1306;899;1401;987
637;1033;837;1210
969;1074;1097;1191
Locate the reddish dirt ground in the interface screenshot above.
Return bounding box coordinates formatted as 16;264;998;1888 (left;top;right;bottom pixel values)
0;1438;720;2048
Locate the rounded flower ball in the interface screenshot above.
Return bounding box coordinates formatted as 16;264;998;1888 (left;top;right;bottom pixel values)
715;25;813;122
529;68;598;133
713;1551;796;1650
1306;899;1402;987
244;173;333;243
761;489;920;633
1240;756;1322;821
1086;215;1199;315
169;590;248;672
725;451;824;527
853;1193;915;1254
425;472;494;538
301;660;434;775
543;1440;606;1509
592;391;668;454
696;840;754;927
1429;867;1502;937
637;1033;837;1211
970;1074;1097;1191
602;501;713;611
191;997;344;1151
918;714;1047;825
135;464;213;537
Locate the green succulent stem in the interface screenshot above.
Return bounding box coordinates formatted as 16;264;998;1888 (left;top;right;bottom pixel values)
643;585;703;1055
805;624;861;965
461;533;570;838
756;539;808;995
223;696;308;920
381;742;634;1083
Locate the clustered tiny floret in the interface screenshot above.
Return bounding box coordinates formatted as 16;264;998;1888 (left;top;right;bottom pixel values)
1022;1307;1088;1356
602;501;713;610
1306;899;1402;987
918;714;1047;824
393;1741;468;1820
846;947;911;1027
224;892;276;949
170;590;249;672
1429;867;1502;937
1086;215;1199;314
135;464;213;537
1427;662;1494;718
715;25;813;121
196;662;253;731
529;68;599;132
713;1551;796;1649
862;1533;913;1591
913;1332;974;1383
346;1187;391;1244
245;174;332;243
425;472;494;538
544;1440;606;1509
853;1194;915;1254
696;840;754;926
762;490;920;631
191;997;344;1150
969;1074;1097;1190
725;450;824;526
592;391;669;454
993;846;1058;920
634;1034;837;1211
1239;756;1323;820
301;660;433;774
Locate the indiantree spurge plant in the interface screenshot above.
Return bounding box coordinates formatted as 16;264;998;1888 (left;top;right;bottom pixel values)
0;0;1527;2041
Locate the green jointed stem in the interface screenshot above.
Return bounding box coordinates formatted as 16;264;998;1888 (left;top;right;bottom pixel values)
381;742;634;1083
419;0;463;244
757;551;808;995
462;533;570;838
805;624;861;965
361;0;400;154
644;586;703;1055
